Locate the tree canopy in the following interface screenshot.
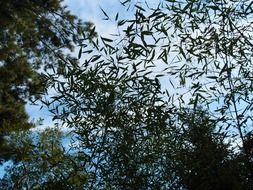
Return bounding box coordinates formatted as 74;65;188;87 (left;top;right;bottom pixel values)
2;0;253;189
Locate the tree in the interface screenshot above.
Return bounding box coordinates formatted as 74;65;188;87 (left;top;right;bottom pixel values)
46;55;247;189
6;0;253;189
0;0;96;162
46;51;175;188
174;109;246;190
117;0;253;184
0;128;87;189
44;0;253;188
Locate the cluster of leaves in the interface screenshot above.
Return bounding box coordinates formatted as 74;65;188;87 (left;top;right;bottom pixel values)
0;0;97;130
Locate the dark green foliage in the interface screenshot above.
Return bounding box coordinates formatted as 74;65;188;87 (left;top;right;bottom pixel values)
0;58;40;133
175;109;246;190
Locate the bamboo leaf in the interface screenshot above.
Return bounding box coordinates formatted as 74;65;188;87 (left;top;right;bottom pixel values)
78;47;82;59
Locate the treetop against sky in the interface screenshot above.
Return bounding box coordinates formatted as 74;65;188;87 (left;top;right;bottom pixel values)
2;0;253;188
26;0;166;127
26;0;232;126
